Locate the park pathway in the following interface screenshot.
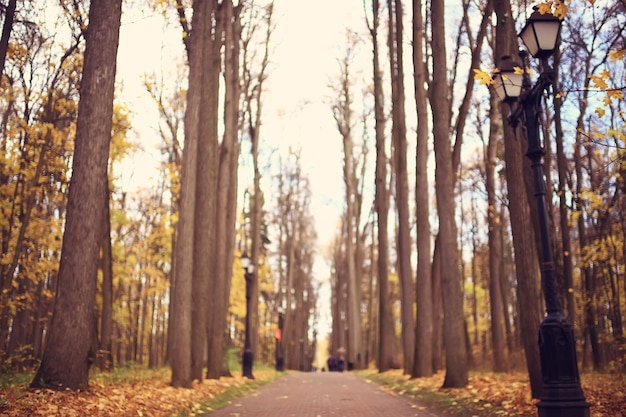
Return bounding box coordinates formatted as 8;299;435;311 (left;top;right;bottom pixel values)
207;371;449;417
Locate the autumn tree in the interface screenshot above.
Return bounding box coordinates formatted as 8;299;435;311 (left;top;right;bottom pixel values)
560;0;626;371
430;0;467;388
411;0;433;378
271;152;318;371
366;0;396;372
240;0;275;373
170;0;216;387
31;0;122;390
492;0;543;397
0;3;84;368
207;0;242;379
388;0;415;375
332;32;365;370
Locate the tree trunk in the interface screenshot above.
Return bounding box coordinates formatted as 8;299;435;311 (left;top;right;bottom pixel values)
216;0;240;377
431;236;443;371
215;0;240;378
370;0;396;372
431;0;467;388
552;53;576;323
388;0;415;374
412;0;433;379
0;0;16;75
30;0;121;390
99;183;114;371
171;0;210;388
493;0;543;398
486;91;507;372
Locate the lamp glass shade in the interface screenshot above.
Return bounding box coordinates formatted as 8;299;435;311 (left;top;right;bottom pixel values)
494;71;524;102
493;56;523;102
519;10;561;58
241;254;250;269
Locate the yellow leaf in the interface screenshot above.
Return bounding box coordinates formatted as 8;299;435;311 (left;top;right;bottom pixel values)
607;89;624;101
595;107;605;118
609;48;625;62
537;2;554;15
553;1;568;19
589;73;609;90
473;68;494;86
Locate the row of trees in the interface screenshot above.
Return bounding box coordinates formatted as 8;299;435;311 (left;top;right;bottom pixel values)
0;0;320;390
0;0;623;402
327;0;624;398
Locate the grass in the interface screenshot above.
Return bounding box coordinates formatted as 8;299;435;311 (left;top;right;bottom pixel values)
0;371;32;390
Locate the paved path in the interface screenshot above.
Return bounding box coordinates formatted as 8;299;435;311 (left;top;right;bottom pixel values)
207;372;448;417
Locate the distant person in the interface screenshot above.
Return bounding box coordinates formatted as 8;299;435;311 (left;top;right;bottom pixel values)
327;356;335;372
336;347;346;372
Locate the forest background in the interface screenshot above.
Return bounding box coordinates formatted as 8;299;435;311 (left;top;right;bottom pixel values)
0;0;625;415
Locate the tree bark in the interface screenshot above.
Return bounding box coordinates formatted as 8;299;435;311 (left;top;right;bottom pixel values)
486;91;507;372
369;0;396;373
30;0;122;390
412;0;433;378
493;0;543;398
171;0;210;388
388;0;415;374
99;183;114;371
431;0;467;388
0;0;16;76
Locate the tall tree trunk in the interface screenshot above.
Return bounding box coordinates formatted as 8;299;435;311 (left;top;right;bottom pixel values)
171;0;210;388
0;0;16;75
552;52;576;323
219;0;241;378
431;0;467;388
246;1;272;366
431;237;443;371
370;0;396;372
388;0;415;374
194;0;221;381
99;183;114;371
205;1;235;380
486;91;507;372
412;0;433;378
30;0;122;390
333;40;363;369
493;0;543;397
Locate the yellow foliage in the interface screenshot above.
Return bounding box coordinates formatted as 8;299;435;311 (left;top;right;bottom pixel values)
608;48;625;62
473;68;494;86
589;70;610;91
536;1;568;19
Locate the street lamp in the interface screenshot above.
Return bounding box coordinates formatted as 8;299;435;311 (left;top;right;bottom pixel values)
240;253;254;379
494;7;590;417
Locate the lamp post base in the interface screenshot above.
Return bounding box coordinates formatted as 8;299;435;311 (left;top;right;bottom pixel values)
276;355;285;372
242;348;254;379
536;313;589;417
537;398;590;417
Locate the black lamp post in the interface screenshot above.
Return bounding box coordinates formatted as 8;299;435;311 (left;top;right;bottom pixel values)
494;7;590;417
240;253;254;379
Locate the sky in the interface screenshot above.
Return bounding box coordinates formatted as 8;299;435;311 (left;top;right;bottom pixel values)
115;0;370;341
